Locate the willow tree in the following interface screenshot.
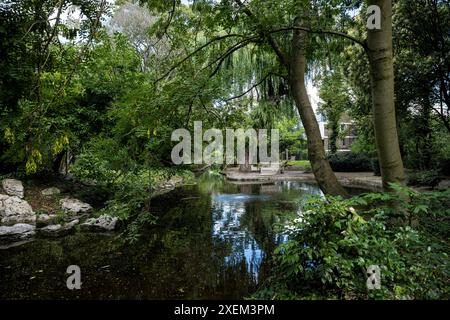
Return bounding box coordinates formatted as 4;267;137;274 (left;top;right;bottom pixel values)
143;0;406;194
142;0;348;196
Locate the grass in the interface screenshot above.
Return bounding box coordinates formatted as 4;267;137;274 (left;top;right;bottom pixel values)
286;160;311;168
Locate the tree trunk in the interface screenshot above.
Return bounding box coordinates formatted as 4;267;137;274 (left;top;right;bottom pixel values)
367;0;406;190
239;148;252;172
290;17;347;197
329;121;339;155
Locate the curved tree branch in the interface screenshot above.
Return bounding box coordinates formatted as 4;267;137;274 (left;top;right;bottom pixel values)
269;27;367;50
223;73;283;102
207;37;258;78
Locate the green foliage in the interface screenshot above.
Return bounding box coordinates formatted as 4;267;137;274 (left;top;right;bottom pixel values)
318;73;352;155
121;211;157;245
275;117;306;158
327;152;373;173
286;160;311;169
407;170;442;188
256;185;450;300
0;0;111;174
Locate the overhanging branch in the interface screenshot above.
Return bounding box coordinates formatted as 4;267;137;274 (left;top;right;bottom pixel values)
207;37;258;78
269;27;367;50
222;72;285;103
153;33;253;84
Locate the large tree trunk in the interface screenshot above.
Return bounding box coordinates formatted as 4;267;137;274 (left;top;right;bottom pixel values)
290;17;347;197
367;0;406;190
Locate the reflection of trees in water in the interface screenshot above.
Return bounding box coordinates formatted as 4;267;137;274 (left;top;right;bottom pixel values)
1;178;322;299
239;184;253;194
212;181;321;285
211;192;285;286
212;200;262;282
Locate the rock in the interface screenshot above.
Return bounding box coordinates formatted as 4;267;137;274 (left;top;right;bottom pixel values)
38;219;79;237
0;195;35;225
156;181;174;190
60;198;92;215
155;177;184;191
437;180;450;190
81;215;118;232
38;224;63;236
169;176;183;185
65;219;79;229
2;179;24;198
41;187;61;196
36;213;58;227
0;223;35;243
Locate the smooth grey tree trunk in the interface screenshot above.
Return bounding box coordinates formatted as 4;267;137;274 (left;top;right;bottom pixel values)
367;0;406;190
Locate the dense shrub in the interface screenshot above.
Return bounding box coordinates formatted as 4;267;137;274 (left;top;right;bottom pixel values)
255;185;450;300
438;158;450;176
407;170;442;187
72;142;194;220
327;153;373;172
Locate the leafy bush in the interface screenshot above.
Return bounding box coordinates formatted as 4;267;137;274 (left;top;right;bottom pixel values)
91;168;193;218
327;153;373;172
72;141;194;220
407;170;442;187
255;185;450;300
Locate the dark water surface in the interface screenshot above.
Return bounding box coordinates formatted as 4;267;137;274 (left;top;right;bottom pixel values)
0;174;325;299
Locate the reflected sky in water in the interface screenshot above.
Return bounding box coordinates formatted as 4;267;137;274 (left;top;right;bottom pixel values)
212;199;264;280
210;181;323;281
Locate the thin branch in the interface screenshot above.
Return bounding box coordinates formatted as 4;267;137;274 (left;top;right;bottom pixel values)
152;0;176;48
208;38;257;78
223;73;273;102
269;27;367;50
199;97;224;125
153;33;251;84
200;36;258;74
20;17;58;41
41;0;66;70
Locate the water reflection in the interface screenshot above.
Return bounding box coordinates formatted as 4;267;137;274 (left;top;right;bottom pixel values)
0;174;326;299
209;179;323;283
212;198;264;280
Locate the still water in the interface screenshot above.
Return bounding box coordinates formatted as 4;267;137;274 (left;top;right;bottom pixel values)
0;174;323;299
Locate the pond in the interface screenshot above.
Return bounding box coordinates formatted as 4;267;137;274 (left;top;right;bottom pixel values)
0;173;327;299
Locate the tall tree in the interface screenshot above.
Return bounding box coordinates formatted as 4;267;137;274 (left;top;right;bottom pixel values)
366;0;406;188
142;0;408;194
289;6;347;196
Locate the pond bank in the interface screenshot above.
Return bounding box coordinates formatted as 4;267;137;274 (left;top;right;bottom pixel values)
222;168;383;192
